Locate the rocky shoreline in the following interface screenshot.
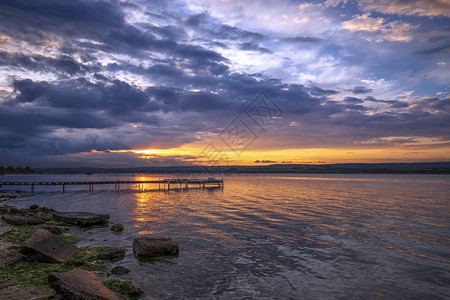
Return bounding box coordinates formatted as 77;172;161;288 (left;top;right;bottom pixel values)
0;202;179;299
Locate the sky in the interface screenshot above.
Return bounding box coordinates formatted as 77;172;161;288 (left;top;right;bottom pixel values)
0;0;449;168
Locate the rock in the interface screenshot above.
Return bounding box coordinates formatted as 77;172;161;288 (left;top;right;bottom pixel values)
98;247;125;261
48;268;120;300
52;211;110;226
0;218;12;235
0;193;17;199
127;280;144;297
105;279;144;297
132;237;179;258
1;215;27;225
19;208;31;215
19;228;78;263
0;205;9;213
0;205;20;214
110;224;124;232
39;206;56;213
111;266;130;275
1;214;47;225
0;230;25;268
41;225;69;235
35;212;53;221
29;204;39;210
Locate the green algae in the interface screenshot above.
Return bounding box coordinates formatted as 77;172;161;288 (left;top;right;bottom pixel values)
104;279;132;295
103;279;142;299
0;224;36;244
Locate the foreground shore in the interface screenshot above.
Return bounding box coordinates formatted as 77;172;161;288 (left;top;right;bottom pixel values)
0;202;150;299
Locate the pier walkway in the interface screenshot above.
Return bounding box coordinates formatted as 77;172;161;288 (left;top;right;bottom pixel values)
0;178;224;193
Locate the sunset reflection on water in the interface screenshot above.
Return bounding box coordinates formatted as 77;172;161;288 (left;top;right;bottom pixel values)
7;173;449;298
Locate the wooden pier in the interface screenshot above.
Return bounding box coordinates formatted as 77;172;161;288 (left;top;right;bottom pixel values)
0;178;224;193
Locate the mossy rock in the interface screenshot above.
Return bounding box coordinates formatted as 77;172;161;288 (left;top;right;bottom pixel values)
64;246;125;273
104;279;143;298
0;223;79;245
110;224;124;232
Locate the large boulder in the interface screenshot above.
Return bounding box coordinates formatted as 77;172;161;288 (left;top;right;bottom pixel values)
52;211;110;226
19;228;78;263
48;268;120;300
1;214;47;225
132;237;179;258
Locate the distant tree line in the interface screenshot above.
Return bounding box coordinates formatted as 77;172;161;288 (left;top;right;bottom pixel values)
0;166;34;175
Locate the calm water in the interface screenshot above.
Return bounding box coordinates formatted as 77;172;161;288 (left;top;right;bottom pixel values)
3;173;450;299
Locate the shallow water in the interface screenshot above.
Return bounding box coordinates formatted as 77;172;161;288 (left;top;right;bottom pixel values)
3;173;450;299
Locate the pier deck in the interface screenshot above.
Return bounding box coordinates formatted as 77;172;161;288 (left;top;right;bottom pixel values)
0;178;224;193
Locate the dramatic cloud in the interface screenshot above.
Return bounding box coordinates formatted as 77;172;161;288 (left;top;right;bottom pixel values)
342;13;418;42
327;0;450;17
358;0;450;18
0;0;449;166
350;86;372;94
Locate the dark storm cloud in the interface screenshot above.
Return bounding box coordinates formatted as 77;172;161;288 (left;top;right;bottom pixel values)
216;25;265;41
0;0;123;25
0;105;119;153
185;12;209;27
308;86;338;96
409;97;450;114
0;0;227;68
350;86;372;94
11;78;154;116
364;96;409;108
146;64;185;78
0;0;124;46
145;86;234;113
344;97;363;104
185;13;265;41
239;42;273;54
414;44;450;55
282;36;322;43
0;51;99;76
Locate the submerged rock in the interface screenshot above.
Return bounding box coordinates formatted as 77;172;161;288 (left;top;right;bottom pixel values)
48;268;120;300
111;266;130;275
110;224;124;232
52;211;110;226
97;247;125;261
104;279;144;297
39;206;57;214
29;204;39;211
125;280;144;297
19;228;78;263
132;237;179;258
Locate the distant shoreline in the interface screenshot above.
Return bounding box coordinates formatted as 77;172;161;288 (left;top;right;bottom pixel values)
3;162;449;175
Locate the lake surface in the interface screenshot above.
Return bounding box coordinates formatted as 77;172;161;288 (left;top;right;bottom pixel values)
3;173;450;299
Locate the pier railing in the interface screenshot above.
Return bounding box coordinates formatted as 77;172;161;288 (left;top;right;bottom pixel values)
0;178;224;193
